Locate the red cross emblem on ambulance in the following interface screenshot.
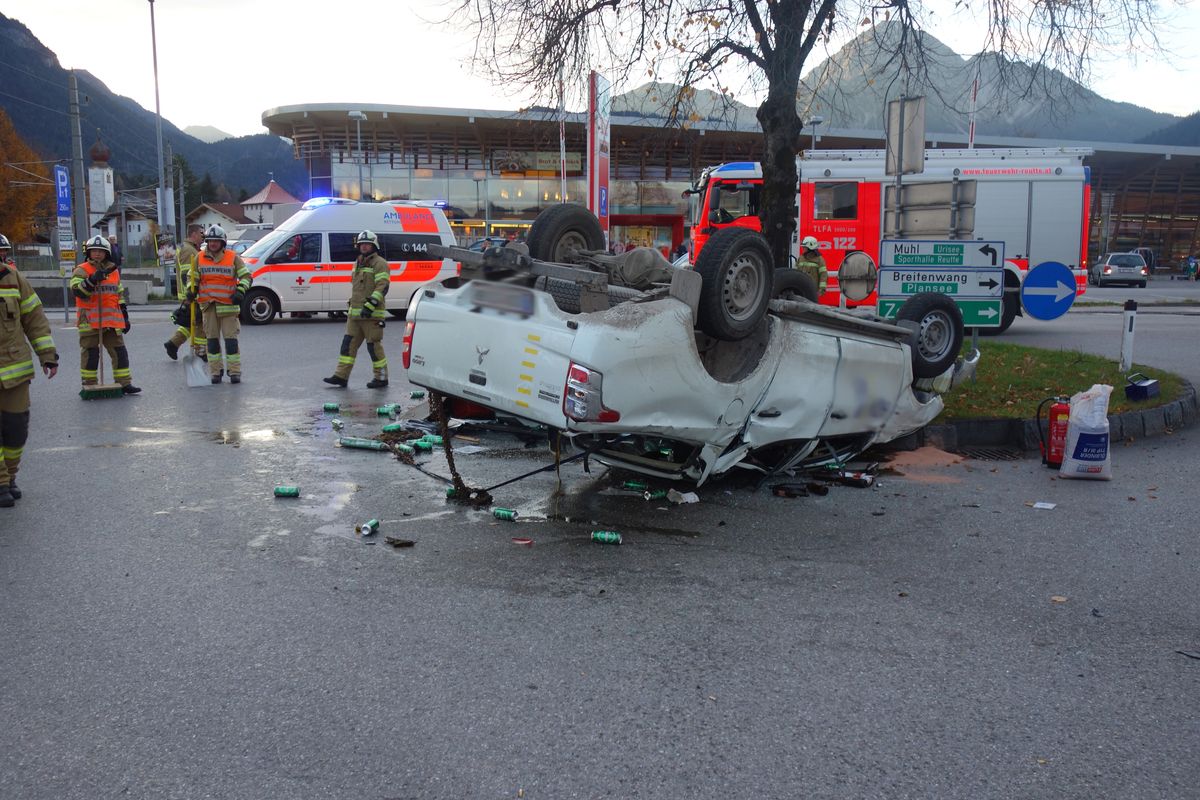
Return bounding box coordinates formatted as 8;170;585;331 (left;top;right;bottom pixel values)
295;276;305;286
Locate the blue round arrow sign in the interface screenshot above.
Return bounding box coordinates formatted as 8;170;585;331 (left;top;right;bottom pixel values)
1021;261;1077;321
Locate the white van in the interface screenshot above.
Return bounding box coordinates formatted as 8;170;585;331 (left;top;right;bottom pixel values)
239;198;458;324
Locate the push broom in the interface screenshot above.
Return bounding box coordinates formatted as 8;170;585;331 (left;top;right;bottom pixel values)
79;293;124;400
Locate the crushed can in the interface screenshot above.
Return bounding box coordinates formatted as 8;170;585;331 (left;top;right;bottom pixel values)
422;434;444;446
643;489;669;501
410;390;426;400
273;486;300;498
590;530;622;545
381;422;406;433
331;418;344;431
376;405;396;416
493;508;519;521
323;402;340;412
412;439;434;453
356;519;380;536
394;442;415;455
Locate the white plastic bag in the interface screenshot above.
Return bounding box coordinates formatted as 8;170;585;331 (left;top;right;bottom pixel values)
1059;384;1113;480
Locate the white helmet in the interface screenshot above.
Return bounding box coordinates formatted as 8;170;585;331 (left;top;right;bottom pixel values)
85;234;111;255
801;236;819;250
355;230;379;250
204;225;228;244
0;233;11;250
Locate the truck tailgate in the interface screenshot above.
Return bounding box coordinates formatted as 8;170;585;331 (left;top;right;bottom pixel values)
406;282;575;428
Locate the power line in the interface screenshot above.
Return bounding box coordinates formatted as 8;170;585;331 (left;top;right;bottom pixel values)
0;88;68;117
0;61;68;91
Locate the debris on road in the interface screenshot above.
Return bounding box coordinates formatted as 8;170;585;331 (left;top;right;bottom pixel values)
493;508;519;521
1026;501;1057;510
591;531;623;545
511;537;533;546
376;404;397;416
1050;595;1068;603
1175;650;1200;661
273;486;300;498
667;489;700;504
622;480;649;491
323;402;340;412
356;519;380;536
410;390;426;399
331;418;344;430
643;489;668;501
338;436;390;452
384;536;415;548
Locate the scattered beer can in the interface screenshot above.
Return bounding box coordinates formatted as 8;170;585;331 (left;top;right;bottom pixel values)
381;422;406;433
273;486;300;498
412;439;434;453
376;405;396;416
422;434;444;446
445;486;457;498
410;390;426;399
493;508;519;521
395;442;415;455
621;480;648;491
643;489;669;501
339;436;388;451
331;418;344;430
590;530;622;545
356;518;380;536
322;402;340;412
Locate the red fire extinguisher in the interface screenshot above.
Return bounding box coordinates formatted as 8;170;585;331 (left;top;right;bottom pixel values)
1037;396;1071;468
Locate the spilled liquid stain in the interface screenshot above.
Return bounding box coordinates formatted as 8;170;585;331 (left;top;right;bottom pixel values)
210;429;285;446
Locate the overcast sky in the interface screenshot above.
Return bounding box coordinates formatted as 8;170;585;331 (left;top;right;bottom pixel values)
6;0;1198;138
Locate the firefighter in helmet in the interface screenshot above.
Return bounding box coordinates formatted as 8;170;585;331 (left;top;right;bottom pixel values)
189;225;251;384
796;235;828;295
0;234;14;267
0;234;58;507
70;235;140;394
163;223;207;361
323;230;391;389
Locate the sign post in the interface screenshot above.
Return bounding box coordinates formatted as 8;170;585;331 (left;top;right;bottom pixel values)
587;71;611;249
877;239;1005;327
53;164;74;322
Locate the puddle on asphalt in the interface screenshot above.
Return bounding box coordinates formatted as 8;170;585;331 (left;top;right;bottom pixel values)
210;429;286;446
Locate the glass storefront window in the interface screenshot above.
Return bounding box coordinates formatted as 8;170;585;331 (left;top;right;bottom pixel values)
489;177;541;220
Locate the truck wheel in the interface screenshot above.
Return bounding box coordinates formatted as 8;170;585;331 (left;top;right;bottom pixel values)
976;281;1019;336
772;269;818;303
242;287;278;325
694;228;775;341
527;204;605;263
896;293;963;379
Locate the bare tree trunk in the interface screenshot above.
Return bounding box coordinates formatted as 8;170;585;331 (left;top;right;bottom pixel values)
757;84;803;269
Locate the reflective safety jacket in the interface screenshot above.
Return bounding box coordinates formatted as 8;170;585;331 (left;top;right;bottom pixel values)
175;240;199;300
71;259;125;331
194;247;251;316
0;264;58;389
349;252;390;319
795;250;829;294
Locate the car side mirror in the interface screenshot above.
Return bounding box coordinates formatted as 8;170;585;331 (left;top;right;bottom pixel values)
708;210;720;225
839;251;878;302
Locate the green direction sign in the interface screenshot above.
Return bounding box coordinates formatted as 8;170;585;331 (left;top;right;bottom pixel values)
878;297;1002;326
880;239;1005;270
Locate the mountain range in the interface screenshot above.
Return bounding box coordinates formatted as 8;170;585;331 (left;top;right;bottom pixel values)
0;12;306;201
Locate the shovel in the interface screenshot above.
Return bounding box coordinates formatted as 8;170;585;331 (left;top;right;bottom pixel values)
182;302;209;387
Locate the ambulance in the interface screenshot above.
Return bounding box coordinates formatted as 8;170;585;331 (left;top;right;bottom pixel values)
238;198;458;325
686;147;1092;333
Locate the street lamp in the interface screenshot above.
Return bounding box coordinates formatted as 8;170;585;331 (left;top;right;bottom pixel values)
348;111;367;199
804;115;824;152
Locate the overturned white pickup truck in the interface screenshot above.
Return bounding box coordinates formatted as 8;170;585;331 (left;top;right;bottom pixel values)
403;205;978;484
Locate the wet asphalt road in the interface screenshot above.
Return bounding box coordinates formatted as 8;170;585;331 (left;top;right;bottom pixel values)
2;310;1198;799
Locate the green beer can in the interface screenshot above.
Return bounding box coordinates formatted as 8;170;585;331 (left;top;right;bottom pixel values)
273;486;300;498
493;508;519;521
591;531;622;545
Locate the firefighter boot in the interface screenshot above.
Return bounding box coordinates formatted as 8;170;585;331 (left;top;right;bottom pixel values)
164;340;179;360
0;486;13;509
8;480;19;500
365;341;388;389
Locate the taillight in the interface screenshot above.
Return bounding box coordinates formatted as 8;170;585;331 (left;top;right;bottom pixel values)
1140;267;1148;275
563;362;620;423
401;320;415;369
1103;266;1112;274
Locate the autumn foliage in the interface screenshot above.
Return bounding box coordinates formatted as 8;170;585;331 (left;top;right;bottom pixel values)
0;108;52;243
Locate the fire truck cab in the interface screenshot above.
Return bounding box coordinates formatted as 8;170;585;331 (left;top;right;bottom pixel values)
686;148;1092;333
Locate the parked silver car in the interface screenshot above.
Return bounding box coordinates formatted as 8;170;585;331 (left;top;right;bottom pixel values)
1090;252;1148;287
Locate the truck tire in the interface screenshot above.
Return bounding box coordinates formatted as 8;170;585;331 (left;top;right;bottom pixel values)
242;287;279;325
527;204;605;263
975;278;1019;336
693;228;775;341
772;269;818;303
896;293;963;379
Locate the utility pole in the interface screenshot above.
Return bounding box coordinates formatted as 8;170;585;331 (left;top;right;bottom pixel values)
164;140;176;240
148;0;171;286
68;71;89;250
177;162;186;235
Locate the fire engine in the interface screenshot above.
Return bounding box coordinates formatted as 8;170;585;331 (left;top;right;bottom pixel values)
686;147;1092;333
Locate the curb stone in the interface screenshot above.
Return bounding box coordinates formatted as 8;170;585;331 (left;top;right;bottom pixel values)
892;380;1197;454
